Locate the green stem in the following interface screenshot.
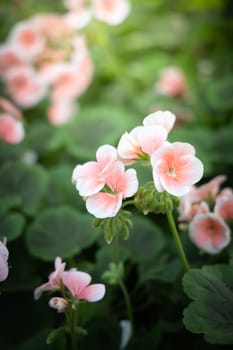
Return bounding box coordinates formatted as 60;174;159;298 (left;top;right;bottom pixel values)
112;233;119;263
70;306;77;350
166;210;190;272
118;279;134;332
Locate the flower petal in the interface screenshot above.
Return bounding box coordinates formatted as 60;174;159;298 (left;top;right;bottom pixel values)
86;192;123;218
79;283;106;302
62;270;91;299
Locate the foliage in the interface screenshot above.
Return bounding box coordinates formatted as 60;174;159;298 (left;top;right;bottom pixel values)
0;0;233;349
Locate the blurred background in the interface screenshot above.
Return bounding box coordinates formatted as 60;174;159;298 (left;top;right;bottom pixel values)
0;0;233;349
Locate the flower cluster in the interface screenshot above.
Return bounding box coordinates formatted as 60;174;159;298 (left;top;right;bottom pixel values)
0;0;130;127
178;175;233;254
0;238;9;282
0;97;25;144
72;110;204;218
34;256;105;311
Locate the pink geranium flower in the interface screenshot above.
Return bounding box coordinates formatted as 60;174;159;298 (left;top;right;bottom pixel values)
155;67;187;98
0;97;24;144
34;257;66;300
8;19;45;61
117;124;168;165
0;44;24;77
5;65;48;108
93;0;130;25
72;144;118;196
0;238;9;282
86;160;138;218
62;270;105;302
214;195;233;221
151;142;204;196
189;213;231;254
189;175;226;203
47;98;76;126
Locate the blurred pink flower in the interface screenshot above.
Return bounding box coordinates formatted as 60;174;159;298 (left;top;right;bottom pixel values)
214;195;233;221
49;297;68;313
47;99;76;126
151;142;204;196
62;270;105;302
0;97;24;144
8;19;45;61
93;0;130;25
189;213;231;254
86;160;138;218
155;67;187;98
189;175;226;203
5;65;48;108
0;238;9;282
72;144;118;196
34;257;66;300
0;44;24;77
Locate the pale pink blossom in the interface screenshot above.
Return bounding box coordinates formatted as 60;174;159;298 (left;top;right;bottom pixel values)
178;199;209;222
214;195;233;221
47;99;76;126
34;14;73;41
72;144;118;196
93;0;130;25
189;213;231;254
143;110;176;133
0;97;24;144
0;238;9;282
0;44;24;77
49;297;68;313
5;65;48;108
117;125;168;165
155;67;187;98
62;270;105;302
0;114;25;144
8;19;45;61
86;160;138;218
34;257;66;300
151;142;204;196
189;175;227;203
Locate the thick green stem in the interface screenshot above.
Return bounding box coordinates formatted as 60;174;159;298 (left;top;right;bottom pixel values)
70;306;77;350
166;210;190;272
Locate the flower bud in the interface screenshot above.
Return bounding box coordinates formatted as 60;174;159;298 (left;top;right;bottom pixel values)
48;297;68;313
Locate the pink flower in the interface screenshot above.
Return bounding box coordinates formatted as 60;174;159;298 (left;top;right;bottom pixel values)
0;238;9;282
86;160;138;218
34;257;66;300
143;110;176;133
155;67;187;98
8;19;45;61
151;142;204;196
93;0;130;25
0;44;24;77
5;65;48;108
178;199;209;222
62;270;105;302
189;213;231;254
189;175;226;203
49;297;68;313
47;99;76;126
72;144;118;196
117;124;168;165
214;195;233;221
0;97;24;144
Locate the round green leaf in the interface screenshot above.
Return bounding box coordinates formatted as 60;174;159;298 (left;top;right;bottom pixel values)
26;206;100;261
183;264;233;345
0;213;25;241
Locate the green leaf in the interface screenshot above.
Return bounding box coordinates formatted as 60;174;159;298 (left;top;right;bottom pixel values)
26;206;100;261
0;213;25;241
0;162;47;216
204;76;233;110
183;264;233;344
